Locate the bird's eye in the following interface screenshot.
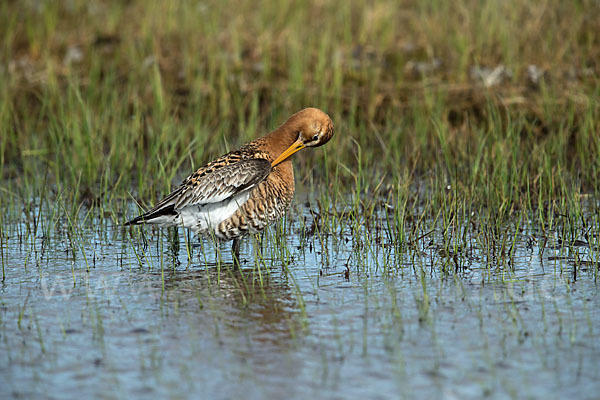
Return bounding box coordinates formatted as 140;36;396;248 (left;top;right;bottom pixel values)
312;134;319;141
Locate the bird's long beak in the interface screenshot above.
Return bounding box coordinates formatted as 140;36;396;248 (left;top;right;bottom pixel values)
271;138;305;167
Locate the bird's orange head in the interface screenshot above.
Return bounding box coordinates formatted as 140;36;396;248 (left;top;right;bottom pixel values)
271;108;334;167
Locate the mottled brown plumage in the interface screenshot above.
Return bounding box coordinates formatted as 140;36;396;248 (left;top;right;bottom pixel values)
125;108;334;258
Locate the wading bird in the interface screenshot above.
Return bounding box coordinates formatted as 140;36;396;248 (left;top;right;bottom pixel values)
125;108;334;261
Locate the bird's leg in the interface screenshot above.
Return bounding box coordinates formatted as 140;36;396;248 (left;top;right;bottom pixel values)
232;238;241;266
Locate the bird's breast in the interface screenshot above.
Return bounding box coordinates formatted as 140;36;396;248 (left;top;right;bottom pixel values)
213;163;295;240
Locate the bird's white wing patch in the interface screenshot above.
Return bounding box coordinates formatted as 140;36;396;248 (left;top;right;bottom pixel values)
177;190;252;233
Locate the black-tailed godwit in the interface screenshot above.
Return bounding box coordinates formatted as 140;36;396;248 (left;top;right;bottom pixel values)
125;108;334;260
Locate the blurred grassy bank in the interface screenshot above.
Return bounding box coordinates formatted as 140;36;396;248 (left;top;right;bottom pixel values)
0;0;598;214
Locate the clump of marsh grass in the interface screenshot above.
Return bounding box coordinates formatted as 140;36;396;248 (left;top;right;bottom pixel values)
0;0;598;285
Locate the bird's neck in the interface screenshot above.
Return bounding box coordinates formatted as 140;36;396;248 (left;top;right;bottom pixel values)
264;122;299;158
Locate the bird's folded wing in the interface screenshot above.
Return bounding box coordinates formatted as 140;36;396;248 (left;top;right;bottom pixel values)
141;158;271;217
173;158;272;209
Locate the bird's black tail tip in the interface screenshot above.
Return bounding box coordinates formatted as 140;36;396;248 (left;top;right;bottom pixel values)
123;216;144;226
123;205;177;227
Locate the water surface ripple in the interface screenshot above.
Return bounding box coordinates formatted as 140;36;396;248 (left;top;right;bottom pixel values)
1;205;599;399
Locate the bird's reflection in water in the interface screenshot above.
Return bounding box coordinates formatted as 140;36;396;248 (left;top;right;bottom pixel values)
129;228;307;376
145;259;305;353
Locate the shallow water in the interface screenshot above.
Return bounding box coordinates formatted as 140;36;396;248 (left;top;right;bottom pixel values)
1;202;599;399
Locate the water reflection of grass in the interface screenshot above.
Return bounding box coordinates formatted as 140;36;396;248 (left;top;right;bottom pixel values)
0;206;597;398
